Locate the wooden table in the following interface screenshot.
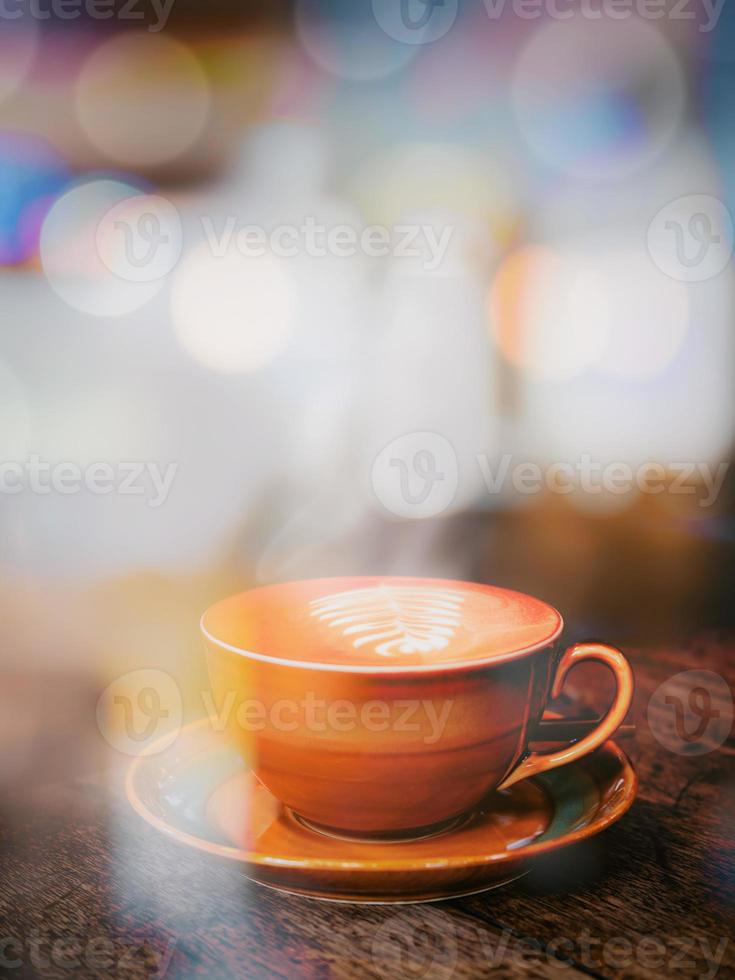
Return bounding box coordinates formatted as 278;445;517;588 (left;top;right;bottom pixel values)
1;638;733;979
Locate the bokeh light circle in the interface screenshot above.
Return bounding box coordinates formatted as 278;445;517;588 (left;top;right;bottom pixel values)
40;179;170;316
76;34;210;167
295;0;418;81
512;18;685;180
171;245;296;373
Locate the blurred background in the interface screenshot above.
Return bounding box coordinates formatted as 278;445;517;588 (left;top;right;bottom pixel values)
1;0;735;774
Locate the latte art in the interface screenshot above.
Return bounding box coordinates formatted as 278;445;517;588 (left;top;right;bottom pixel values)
309;585;465;658
201;576;563;669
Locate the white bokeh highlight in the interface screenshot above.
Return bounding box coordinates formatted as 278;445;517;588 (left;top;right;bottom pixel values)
171;245;296;373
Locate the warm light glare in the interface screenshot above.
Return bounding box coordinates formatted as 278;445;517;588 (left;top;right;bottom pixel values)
490;246;612;381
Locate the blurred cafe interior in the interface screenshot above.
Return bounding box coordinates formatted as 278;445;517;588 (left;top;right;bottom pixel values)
0;0;734;773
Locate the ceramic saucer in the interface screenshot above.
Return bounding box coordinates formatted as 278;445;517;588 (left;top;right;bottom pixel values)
126;720;637;904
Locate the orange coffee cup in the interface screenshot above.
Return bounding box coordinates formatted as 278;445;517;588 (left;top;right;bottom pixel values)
202;576;633;838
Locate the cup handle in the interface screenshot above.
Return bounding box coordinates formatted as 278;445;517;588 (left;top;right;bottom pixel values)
497;641;634;791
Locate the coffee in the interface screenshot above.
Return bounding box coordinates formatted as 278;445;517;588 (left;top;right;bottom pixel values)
202;577;632;836
203;576;562;670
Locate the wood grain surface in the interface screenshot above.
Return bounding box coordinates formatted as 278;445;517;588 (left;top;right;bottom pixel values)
0;639;733;979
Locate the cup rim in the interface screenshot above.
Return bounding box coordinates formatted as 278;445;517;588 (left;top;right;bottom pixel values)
200;577;564;674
